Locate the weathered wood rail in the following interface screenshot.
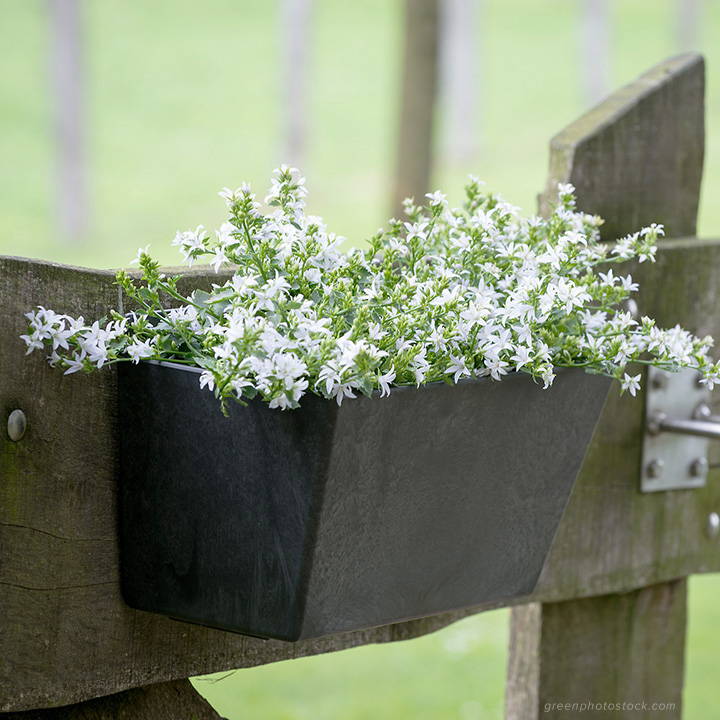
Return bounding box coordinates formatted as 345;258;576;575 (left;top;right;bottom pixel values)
1;53;717;719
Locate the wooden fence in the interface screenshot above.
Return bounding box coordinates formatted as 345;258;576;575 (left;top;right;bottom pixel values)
1;53;717;719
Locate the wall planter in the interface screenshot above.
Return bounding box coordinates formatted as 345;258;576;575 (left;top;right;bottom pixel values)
118;361;609;641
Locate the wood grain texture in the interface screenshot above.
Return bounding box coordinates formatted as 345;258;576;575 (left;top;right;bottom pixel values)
532;51;717;601
534;236;720;601
1;680;223;720
506;581;687;720
539;52;705;240
505;50;707;720
504;603;541;720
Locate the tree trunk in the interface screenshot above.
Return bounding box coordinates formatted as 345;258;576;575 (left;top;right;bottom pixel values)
48;0;87;243
580;0;610;105
391;0;441;218
280;0;313;168
441;0;479;164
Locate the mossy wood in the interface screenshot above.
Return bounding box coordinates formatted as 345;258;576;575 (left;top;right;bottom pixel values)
506;580;687;720
0;53;715;715
507;52;708;720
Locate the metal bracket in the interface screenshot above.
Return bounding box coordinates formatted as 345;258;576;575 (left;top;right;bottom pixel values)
642;367;718;492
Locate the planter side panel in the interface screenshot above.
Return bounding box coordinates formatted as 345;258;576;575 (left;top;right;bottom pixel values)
118;362;337;641
301;370;610;638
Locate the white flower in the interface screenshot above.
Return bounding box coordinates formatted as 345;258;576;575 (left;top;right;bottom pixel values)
425;190;447;207
619;275;639;293
218;187;244;205
511;345;533;369
541;366;555;389
20;330;45;354
63;352;87;375
331;382;356;406
211;248;228;273
20;173;713;412
126;339;155;364
410;348;430;385
621;373;641;397
368;323;387;342
447;354;470;383
377;369;396;397
199;370;215;391
484;355;510;381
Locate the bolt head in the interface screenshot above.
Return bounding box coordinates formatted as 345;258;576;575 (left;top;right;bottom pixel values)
646;459;665;479
690;457;709;478
694;403;712;421
708;512;720;539
7;409;26;442
651;372;669;391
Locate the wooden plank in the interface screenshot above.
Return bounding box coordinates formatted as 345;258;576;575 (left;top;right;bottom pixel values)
539;52;704;239
1;680;223;720
506;581;687;720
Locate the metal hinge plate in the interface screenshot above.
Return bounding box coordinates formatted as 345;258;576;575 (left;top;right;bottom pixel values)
641;367;710;492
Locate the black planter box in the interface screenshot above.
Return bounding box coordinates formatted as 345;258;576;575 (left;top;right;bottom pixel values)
118;361;609;641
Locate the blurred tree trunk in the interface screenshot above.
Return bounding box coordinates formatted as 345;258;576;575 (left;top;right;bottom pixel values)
280;0;313;168
391;0;441;218
677;0;701;50
580;0;610;105
441;0;479;165
49;0;87;244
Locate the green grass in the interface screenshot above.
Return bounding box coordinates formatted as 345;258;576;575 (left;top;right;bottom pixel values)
193;609;510;720
2;0;720;269
192;576;720;719
2;2;720;717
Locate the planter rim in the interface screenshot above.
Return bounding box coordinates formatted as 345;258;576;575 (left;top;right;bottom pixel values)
140;359;599;401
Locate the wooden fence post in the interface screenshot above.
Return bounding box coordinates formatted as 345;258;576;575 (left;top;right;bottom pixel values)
507;582;687;719
506;53;706;720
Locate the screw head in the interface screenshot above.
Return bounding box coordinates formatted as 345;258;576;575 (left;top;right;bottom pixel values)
708;512;720;539
7;409;26;442
690;457;709;478
694;403;712;420
646;459;665;479
651;372;669;391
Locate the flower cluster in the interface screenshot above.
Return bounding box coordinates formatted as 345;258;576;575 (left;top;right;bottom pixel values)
21;167;720;410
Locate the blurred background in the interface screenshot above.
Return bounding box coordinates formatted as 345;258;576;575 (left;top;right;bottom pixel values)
2;1;718;717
